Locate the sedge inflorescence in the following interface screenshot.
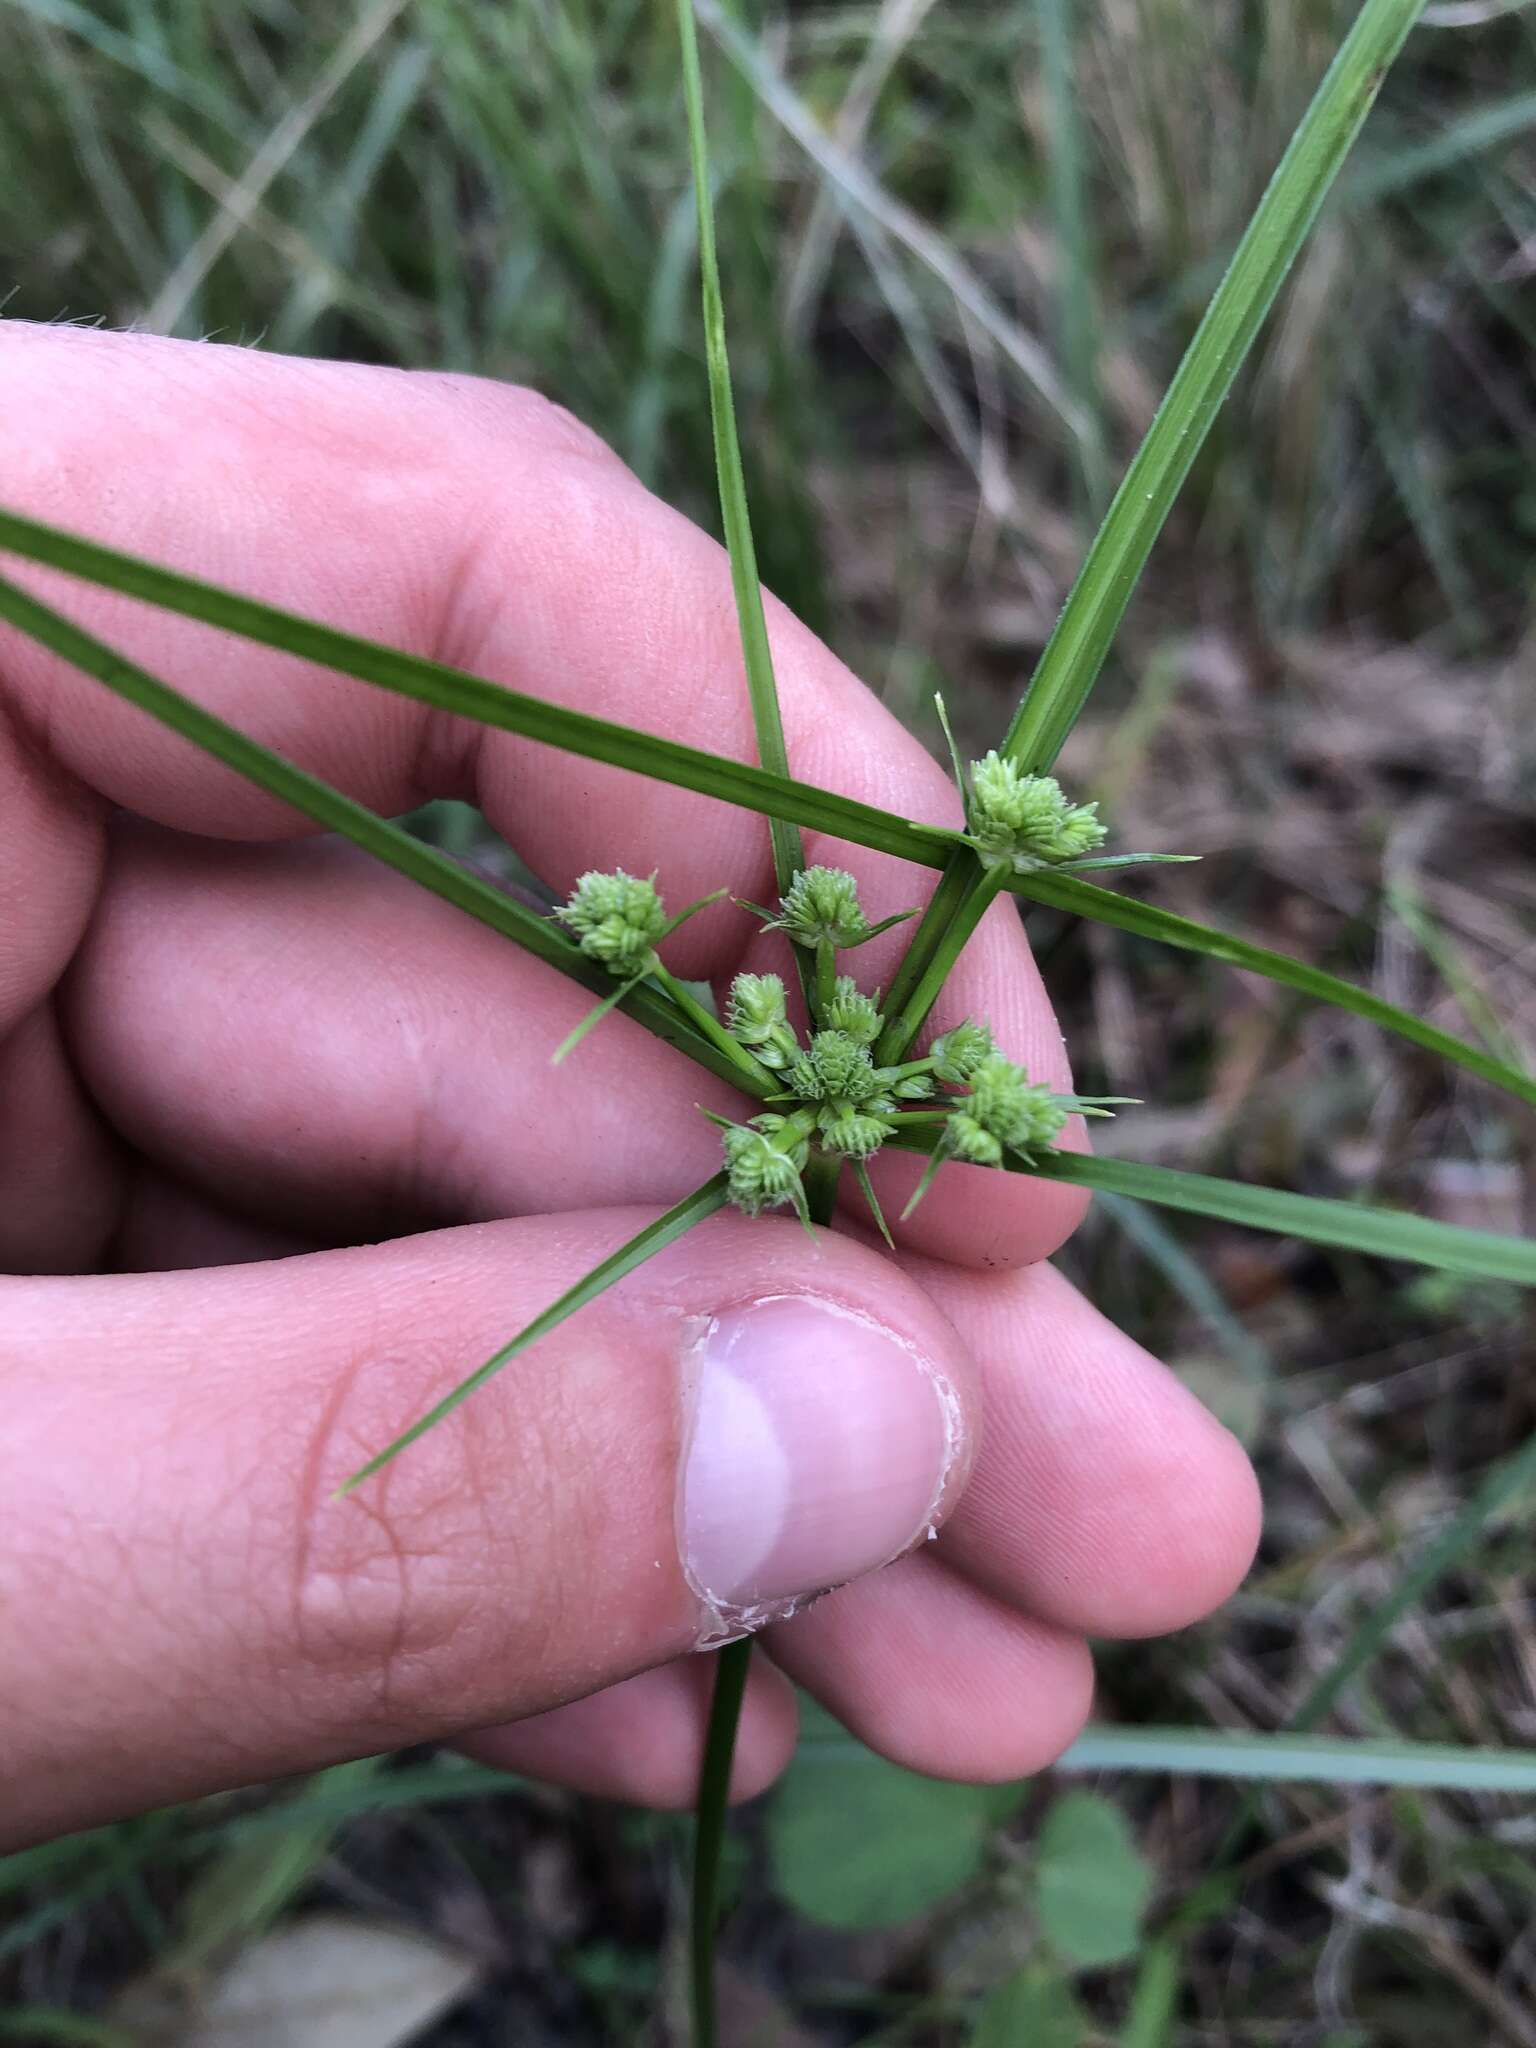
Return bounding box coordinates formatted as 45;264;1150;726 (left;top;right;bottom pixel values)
965;751;1107;872
717;866;1082;1226
551;854;1106;1234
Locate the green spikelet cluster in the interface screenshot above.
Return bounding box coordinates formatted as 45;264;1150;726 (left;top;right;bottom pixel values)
721;1113;813;1218
554;868;667;975
767;864;876;949
725;972;800;1069
967;753;1106;870
943;1053;1068;1167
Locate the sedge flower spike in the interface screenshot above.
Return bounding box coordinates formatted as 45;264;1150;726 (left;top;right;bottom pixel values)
555;868;668;975
929;1020;995;1085
720;1112;814;1220
822;975;882;1047
726;972;800;1069
967;752;1107;870
761;865;916;951
945;1052;1068;1167
769;865;874;948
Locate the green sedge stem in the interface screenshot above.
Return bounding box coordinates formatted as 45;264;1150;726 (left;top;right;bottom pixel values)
803;1151;843;1231
650;961;775;1093
883;1057;938;1084
814;937;835;1024
691;1636;751;2048
877;868;1004;1065
874;852;978;1059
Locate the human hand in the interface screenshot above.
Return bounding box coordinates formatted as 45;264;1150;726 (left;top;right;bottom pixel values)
0;327;1259;1851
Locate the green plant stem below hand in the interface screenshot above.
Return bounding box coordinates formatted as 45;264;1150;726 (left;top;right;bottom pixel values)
691;1636;751;2048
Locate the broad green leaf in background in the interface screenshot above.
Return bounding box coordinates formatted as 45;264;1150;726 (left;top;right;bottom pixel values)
767;1711;1018;1930
968;1964;1092;2048
1033;1791;1153;1970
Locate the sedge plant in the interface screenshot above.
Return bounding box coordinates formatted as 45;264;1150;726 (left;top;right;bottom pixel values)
1;0;1533;2039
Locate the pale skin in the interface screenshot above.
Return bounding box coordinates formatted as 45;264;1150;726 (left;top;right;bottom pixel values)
0;326;1260;1852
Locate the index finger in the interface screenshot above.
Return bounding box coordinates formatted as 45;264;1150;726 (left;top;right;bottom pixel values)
0;324;1084;1263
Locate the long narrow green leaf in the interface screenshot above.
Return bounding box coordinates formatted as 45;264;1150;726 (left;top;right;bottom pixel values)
339;1173;731;1491
676;0;802;903
3;505;1530;1110
910;1144;1536;1286
1001;0;1428;774
0;505;930;860
0;570;754;1095
1012;869;1536;1110
1035;1150;1536;1284
1056;1725;1536;1793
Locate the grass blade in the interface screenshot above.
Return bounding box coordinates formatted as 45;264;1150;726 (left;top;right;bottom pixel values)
1031;1150;1536;1284
1012;869;1536;1111
339;1173;731;1491
1057;1725;1536;1793
931;1145;1536;1285
675;0;802;903
0;570;754;1096
0;505;928;862
1002;0;1429;775
1292;1428;1536;1734
3;507;1529;1111
695;0;1086;441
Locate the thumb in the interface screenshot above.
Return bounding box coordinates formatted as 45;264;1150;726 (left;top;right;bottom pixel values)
0;1209;973;1847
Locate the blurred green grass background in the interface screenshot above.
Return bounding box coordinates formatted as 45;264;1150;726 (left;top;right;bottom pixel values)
2;1;1535;2041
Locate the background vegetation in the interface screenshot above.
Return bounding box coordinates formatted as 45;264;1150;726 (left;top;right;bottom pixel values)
2;0;1534;2040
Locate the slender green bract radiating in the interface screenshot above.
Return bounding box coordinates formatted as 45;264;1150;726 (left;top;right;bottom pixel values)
1056;1726;1536;1793
0;503;1527;1107
1000;1148;1536;1285
1002;0;1430;777
873;0;1431;1059
337;1174;731;1493
675;0;801;905
4;560;1529;1293
0;571;751;1094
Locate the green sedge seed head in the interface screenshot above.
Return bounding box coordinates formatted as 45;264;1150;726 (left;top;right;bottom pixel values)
889;1072;935;1101
960;1052;1068;1159
721;1118;808;1217
968;753;1107;866
771;865;873;949
817;1107;895;1159
943;1112;1005;1167
555;868;667;975
788;1029;883;1106
726;972;800;1068
929;1020;996;1084
822;975;882;1047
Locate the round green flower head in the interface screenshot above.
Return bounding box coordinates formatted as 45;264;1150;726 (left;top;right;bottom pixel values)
929;1019;995;1085
770;865;874;949
816;1106;894;1160
555;868;667;976
725;972;800;1070
721;1114;810;1217
787;1029;884;1107
947;1051;1067;1164
968;753;1107;868
822;975;882;1048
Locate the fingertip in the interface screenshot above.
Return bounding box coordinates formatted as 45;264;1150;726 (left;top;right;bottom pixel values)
859;1146;1091;1270
769;1557;1096;1784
